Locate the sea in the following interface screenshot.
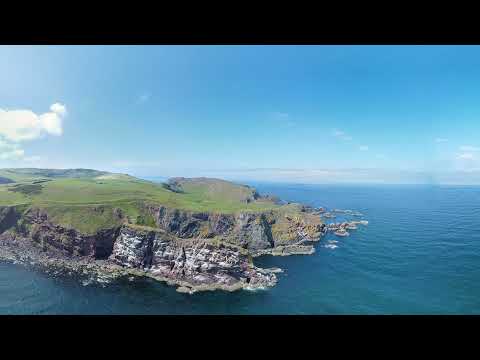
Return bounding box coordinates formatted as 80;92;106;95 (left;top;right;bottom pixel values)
1;183;480;314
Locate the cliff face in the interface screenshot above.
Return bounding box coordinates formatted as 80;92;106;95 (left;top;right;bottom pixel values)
0;204;323;293
146;205;274;249
110;227;276;292
0;206;21;234
145;204;323;251
16;208;119;259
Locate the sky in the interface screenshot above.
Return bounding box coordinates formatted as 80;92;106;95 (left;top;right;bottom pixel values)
1;45;480;184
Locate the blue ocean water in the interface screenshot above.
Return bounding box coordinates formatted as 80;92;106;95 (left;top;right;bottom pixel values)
1;183;480;314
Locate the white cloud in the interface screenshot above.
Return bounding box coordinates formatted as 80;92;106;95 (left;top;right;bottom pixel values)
136;93;151;104
435;138;448;143
0;148;24;160
0;139;24;160
0;139;19;150
39;112;63;136
359;145;369;151
50;103;67;117
0;103;66;142
455;147;480;172
0;109;44;142
194;168;441;185
332;129;352;141
0;103;66;162
459;145;480;152
457;153;475;160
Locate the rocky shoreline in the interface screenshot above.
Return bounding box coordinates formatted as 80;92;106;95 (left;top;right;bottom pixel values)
0;204;325;293
0;170;373;294
0;241;283;295
0;230;281;294
0;201;373;294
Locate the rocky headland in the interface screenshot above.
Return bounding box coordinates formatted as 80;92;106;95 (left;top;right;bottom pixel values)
0;170;326;294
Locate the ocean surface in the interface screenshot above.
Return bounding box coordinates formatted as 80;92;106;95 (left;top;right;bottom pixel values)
1;183;480;314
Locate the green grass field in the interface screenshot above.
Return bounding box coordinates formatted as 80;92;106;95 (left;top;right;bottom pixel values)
0;169;281;234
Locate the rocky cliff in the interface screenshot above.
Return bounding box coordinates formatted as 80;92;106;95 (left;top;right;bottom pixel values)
144;204;324;253
0;200;324;293
110;227;276;292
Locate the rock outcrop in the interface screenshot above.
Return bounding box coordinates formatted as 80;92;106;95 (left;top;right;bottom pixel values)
110;227;276;292
0;203;324;293
0;206;21;234
15;207;120;259
144;204;323;251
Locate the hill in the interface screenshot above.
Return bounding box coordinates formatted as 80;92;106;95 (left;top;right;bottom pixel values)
0;168;324;293
0;168;281;233
0;168;109;182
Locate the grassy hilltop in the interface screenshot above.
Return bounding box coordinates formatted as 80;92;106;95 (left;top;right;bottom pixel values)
0;169;284;234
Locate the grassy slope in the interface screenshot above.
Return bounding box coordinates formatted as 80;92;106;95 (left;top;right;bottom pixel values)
170;177;257;202
0;169;283;234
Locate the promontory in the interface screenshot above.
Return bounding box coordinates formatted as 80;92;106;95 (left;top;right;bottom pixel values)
0;168;325;293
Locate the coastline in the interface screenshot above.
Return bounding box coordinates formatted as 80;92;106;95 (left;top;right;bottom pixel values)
0;203;373;294
0;172;352;295
0;235;282;294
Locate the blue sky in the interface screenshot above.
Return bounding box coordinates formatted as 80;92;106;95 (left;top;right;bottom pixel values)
1;45;480;184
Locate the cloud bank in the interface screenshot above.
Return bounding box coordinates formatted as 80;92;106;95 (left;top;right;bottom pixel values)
0;103;66;142
0;103;66;161
0;139;24;160
332;129;352;141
